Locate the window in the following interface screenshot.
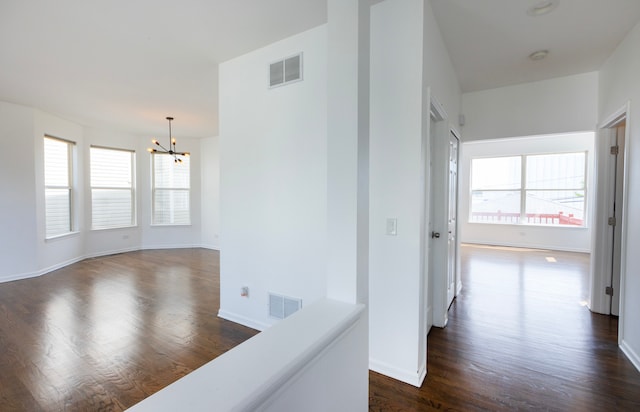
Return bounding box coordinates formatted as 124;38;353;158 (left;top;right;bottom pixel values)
471;152;586;226
151;153;190;225
90;146;135;229
44;136;74;238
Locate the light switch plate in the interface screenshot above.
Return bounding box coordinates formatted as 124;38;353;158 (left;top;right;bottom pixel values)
386;218;398;236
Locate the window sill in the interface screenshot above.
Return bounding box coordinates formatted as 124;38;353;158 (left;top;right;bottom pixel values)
150;224;192;228
467;222;589;229
90;225;138;232
45;231;81;242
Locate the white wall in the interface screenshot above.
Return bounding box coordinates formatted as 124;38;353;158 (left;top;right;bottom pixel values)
462;72;598;141
0;102;38;278
422;0;462;127
218;26;328;330
460;133;595;252
369;0;461;386
201;137;220;250
0;100;208;282
598;20;640;371
459;73;599;253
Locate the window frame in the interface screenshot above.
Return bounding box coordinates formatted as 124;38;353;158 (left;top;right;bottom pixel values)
150;153;191;226
44;135;75;239
90;145;136;230
469;151;588;227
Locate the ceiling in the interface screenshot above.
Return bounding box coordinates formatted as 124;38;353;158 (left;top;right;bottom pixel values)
1;1;639;138
0;0;327;138
431;0;640;93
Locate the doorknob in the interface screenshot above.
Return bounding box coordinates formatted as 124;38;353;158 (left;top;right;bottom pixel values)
431;231;440;239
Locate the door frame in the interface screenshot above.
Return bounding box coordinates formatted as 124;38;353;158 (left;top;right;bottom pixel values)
591;101;631;344
427;94;455;329
421;89;448;337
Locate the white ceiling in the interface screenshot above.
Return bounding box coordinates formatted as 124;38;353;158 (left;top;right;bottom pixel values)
431;0;640;93
0;0;326;138
1;0;640;137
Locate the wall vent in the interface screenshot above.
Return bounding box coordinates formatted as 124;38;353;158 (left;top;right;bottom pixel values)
268;293;302;319
269;53;303;88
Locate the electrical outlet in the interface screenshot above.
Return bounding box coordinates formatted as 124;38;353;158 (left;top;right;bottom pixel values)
241;286;249;297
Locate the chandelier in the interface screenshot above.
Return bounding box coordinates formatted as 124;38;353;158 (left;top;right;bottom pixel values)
147;116;190;163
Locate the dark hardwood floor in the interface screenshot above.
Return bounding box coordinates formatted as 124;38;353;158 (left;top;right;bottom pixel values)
2;246;639;411
369;244;640;411
0;249;258;411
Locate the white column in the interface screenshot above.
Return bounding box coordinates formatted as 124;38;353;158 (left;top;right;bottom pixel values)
326;0;370;305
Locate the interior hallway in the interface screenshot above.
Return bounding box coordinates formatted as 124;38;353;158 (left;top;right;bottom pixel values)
369;244;640;410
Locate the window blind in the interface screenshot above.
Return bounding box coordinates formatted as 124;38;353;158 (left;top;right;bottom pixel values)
470;152;587;226
152;153;190;225
90;146;135;229
44;136;73;238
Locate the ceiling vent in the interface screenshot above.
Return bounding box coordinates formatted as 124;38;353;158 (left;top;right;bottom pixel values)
269;53;303;88
269;293;302;319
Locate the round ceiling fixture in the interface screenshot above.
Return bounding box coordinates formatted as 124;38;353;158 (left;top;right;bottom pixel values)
529;50;549;61
526;1;559;16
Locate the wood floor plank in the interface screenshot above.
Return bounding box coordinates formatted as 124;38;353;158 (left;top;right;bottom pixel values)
0;249;258;411
2;246;639;410
369;245;640;411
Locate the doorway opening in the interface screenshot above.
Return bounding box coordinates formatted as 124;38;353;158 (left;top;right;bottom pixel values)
457;131;596;324
424;92;460;333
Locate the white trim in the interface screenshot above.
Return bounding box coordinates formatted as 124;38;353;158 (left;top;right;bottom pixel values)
141;244;200;251
599;104;628;129
590;102;631;320
620;340;640;373
45;231;81;242
217;309;269;332
463;239;590;254
84;246;144;260
129;300;365;412
429;92;447;121
369;358;426;388
463;130;596;147
200;244;220;251
616;102;631;344
0;244;218;284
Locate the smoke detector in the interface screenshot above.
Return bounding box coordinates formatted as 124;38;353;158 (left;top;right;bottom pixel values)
529;50;549;61
527;1;559;16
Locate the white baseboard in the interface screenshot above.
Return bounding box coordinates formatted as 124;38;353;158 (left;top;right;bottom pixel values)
141;244;201;251
84;246;140;260
200;243;220;251
620;340;640;373
0;245;217;284
461;240;590;254
0;271;39;283
369;358;426;388
218;309;269;332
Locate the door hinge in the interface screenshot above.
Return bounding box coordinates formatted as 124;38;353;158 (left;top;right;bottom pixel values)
606;286;614;296
610;145;619;155
608;217;616;226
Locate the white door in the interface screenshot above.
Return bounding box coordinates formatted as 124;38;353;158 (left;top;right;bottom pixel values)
430;125;460;328
446;132;459;307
